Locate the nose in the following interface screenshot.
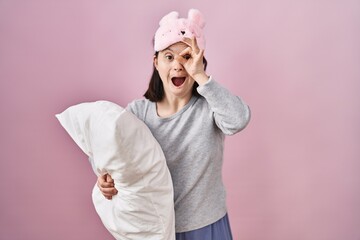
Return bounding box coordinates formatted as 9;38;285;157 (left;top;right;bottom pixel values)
173;59;183;71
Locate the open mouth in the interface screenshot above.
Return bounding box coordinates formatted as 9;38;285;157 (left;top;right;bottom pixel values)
171;77;186;87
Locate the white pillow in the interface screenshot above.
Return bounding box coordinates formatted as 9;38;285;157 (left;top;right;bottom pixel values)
56;100;175;240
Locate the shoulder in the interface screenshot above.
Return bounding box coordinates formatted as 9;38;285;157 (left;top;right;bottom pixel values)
126;98;152;120
192;95;211;111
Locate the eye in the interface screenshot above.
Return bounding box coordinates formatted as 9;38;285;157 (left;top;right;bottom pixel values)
183;54;191;60
165;54;173;60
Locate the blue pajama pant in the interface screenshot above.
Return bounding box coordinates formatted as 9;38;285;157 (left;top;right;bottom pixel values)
176;213;233;240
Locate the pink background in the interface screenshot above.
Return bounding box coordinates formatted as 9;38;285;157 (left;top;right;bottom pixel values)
1;0;359;239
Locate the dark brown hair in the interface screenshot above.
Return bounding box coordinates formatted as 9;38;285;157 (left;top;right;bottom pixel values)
143;51;208;102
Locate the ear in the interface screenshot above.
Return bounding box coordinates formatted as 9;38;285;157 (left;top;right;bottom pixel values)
153;54;159;70
188;9;206;28
159;11;179;26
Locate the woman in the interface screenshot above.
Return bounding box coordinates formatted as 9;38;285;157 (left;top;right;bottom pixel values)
98;9;250;239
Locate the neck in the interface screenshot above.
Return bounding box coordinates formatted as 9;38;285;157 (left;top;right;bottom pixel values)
156;94;192;118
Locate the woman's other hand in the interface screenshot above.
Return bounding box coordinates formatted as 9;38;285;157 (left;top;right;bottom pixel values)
97;174;118;200
178;36;209;85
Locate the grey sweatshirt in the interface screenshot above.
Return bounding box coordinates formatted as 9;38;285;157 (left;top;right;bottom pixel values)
127;77;251;232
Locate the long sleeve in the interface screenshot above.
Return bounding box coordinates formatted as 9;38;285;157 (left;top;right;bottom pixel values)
197;76;251;135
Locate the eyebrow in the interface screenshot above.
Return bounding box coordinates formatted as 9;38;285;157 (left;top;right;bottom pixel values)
163;47;174;53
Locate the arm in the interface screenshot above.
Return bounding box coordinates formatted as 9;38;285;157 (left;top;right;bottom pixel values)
197;77;251;135
177;37;250;135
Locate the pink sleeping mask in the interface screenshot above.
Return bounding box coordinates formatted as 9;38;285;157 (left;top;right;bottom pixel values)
154;9;206;52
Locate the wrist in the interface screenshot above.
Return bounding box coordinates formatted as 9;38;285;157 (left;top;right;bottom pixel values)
193;72;209;86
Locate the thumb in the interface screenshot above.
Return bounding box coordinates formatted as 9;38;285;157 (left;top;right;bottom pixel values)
106;173;114;183
175;55;187;66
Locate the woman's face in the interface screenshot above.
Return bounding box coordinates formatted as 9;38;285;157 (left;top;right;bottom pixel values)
154;42;194;99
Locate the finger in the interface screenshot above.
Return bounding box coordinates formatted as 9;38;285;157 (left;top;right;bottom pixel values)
100;187;118;195
106;174;114;183
181;37;192;47
198;49;205;60
97;175;106;186
177;47;193;66
100;181;115;188
98;175;114;188
191;36;200;54
179;47;192;58
98;183;118;197
175;55;187;66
